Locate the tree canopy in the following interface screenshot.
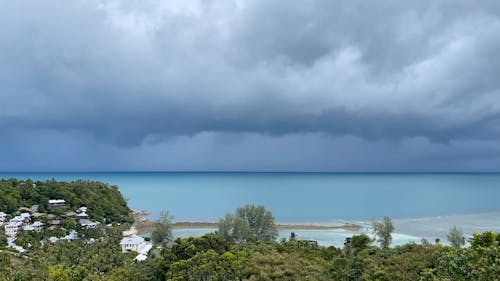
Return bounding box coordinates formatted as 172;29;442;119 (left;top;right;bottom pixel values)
447;225;465;248
151;211;173;244
372;216;394;248
218;204;278;244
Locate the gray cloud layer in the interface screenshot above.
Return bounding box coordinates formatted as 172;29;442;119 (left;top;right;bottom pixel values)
1;0;499;171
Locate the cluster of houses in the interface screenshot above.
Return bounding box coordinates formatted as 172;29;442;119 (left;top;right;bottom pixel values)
0;199;100;248
60;205;98;229
2;200;153;262
1;212;43;237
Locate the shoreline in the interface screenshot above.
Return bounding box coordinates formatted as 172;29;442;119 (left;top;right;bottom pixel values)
173;221;362;231
128;210;362;235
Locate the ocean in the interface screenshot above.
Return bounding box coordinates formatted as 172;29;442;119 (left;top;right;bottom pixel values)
1;172;500;246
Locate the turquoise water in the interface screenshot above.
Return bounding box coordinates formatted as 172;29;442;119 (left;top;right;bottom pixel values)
1;172;500;245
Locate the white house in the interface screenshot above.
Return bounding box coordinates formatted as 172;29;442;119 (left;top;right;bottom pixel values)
48;199;66;209
0;212;6;226
49;237;59;243
120;235;147;253
10;216;26;224
133;239;153;261
32;221;43;229
20;213;31;222
77;206;88;213
80;219;98;229
24;221;44;232
5;222;22;237
77;211;89;219
62;230;79;241
23;225;34;231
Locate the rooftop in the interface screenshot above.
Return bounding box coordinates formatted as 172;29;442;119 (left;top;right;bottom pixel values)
120;234;145;245
32;221;44;226
48;199;66;204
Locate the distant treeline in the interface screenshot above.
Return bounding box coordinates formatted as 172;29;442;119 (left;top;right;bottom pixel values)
0;179;133;224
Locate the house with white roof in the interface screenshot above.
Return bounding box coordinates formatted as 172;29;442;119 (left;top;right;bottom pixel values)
62;230;79;241
32;221;44;229
24;221;44;232
10;216;26;224
77;211;89;219
0;212;6;226
48;199;66;209
133;239;153;262
80;219;98;229
20;213;31;221
23;225;34;231
134;253;148;262
5;222;22;237
49;237;59;243
120;235;147;253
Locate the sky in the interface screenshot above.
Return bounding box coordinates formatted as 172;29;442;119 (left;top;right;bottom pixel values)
0;0;500;172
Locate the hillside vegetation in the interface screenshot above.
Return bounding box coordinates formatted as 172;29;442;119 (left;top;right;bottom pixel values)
0;179;133;224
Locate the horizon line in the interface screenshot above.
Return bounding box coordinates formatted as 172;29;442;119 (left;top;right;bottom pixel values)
1;171;500;174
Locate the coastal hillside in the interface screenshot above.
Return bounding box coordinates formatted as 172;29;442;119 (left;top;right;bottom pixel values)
0;179;133;224
0;179;500;280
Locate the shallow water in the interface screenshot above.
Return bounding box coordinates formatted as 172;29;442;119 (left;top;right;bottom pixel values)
2;172;500;246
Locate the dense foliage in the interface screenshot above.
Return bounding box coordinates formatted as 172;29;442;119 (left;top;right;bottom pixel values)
0;179;133;223
2;230;500;281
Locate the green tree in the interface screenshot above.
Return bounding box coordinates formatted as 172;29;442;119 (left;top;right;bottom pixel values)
244;251;329;281
151;211;173;244
330;255;365;281
446;225;465;248
372;217;394;248
48;265;71;281
470;231;497;248
431;245;500;280
345;234;372;255
170;234;232;261
167;250;243;281
218;204;278;244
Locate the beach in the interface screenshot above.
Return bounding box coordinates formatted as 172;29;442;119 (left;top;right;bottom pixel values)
128;210;362;237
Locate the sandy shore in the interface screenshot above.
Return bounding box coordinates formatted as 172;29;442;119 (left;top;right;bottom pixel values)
128;210;362;235
173;221;361;231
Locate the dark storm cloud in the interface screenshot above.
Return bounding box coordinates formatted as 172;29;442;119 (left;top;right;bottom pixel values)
1;0;500;170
